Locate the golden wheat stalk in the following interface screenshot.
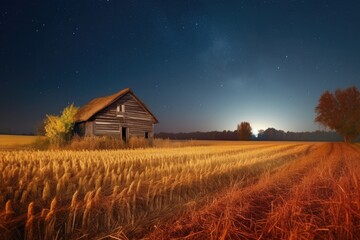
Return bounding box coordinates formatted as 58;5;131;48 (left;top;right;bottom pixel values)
25;202;35;240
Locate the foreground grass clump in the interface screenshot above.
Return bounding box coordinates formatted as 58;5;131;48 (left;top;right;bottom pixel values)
0;142;311;239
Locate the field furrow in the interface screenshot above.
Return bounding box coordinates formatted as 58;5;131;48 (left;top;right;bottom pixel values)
262;143;360;240
145;143;360;240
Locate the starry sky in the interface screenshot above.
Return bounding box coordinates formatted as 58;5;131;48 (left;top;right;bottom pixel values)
1;0;360;135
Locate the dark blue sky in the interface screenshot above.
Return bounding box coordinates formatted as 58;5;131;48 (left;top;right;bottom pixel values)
1;0;360;134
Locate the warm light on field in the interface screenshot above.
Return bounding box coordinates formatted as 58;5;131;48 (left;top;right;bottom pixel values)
0;142;359;239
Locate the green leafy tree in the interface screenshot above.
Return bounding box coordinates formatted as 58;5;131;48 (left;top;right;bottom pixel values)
315;86;360;142
237;122;253;140
44;104;78;145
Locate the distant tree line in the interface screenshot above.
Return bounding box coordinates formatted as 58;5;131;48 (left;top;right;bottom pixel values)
155;130;239;140
257;128;343;141
155;128;347;141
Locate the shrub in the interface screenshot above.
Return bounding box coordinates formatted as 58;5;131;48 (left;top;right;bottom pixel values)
44;104;78;146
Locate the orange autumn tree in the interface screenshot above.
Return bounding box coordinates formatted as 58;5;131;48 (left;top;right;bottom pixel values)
315;86;360;142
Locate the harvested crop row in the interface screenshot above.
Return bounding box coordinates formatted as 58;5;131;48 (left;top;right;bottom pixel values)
263;143;360;240
0;142;315;239
145;143;338;239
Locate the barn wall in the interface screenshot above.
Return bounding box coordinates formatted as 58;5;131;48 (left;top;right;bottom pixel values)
91;92;155;138
85;121;94;137
74;122;85;136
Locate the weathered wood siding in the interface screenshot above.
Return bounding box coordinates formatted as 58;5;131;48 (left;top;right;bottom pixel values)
74;121;94;137
90;93;155;138
85;121;94;137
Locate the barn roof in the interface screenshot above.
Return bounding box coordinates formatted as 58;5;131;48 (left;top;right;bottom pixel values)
75;88;159;123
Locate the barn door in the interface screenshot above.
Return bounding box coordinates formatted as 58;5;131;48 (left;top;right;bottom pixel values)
122;127;127;143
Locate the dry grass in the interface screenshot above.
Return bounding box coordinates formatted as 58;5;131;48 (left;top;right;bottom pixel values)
68;136;204;150
1;141;358;239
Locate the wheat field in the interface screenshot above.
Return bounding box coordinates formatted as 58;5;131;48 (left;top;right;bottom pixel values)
0;141;359;239
0;135;38;149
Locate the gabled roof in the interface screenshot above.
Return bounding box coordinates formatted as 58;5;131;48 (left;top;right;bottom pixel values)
75;88;159;123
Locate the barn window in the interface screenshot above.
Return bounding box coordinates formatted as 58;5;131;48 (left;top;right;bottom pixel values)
117;104;125;112
145;132;149;139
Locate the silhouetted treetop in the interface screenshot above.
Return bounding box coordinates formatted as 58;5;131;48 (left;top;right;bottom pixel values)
237;122;253;141
315;86;360;142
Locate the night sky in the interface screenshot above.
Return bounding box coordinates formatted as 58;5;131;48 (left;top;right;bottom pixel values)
1;1;360;135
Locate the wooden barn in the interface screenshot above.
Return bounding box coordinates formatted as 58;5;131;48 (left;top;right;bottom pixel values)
74;88;158;141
